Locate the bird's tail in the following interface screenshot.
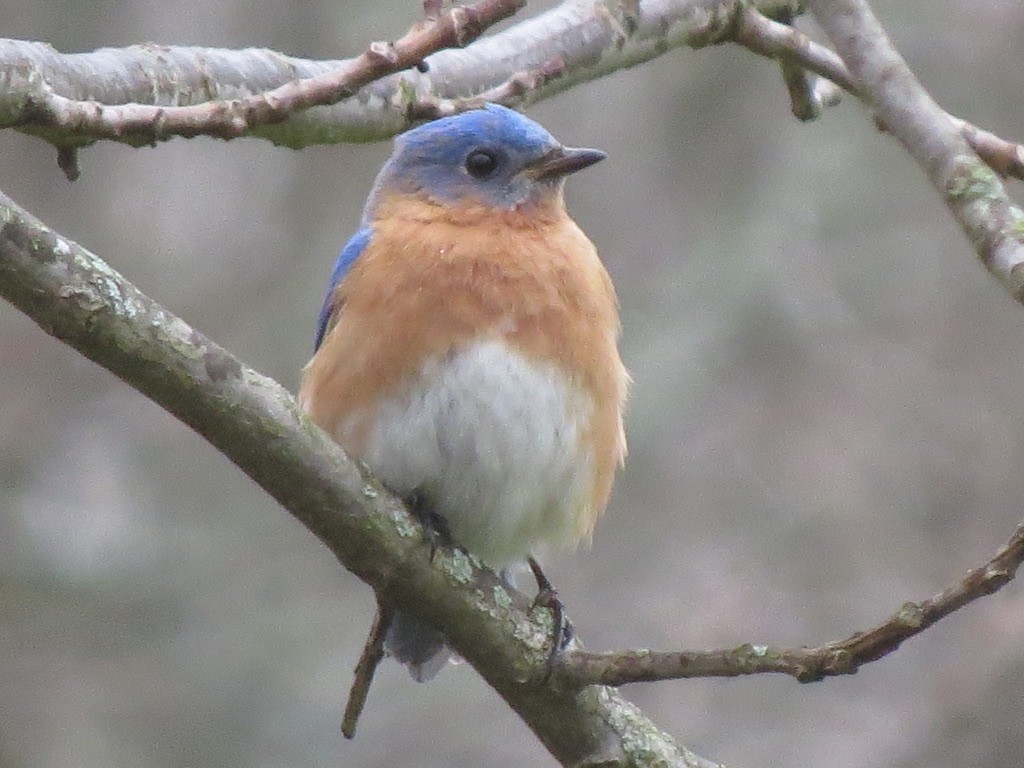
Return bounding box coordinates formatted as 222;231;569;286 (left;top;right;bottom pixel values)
382;567;517;681
385;611;451;682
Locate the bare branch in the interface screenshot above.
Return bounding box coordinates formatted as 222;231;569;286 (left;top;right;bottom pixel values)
0;0;803;149
761;7;844;121
563;523;1024;686
9;0;525;148
728;7;1024;182
406;56;567;121
777;56;843;122
342;607;394;740
6;0;1022;188
732;6;856;92
0;192;721;768
806;0;1024;304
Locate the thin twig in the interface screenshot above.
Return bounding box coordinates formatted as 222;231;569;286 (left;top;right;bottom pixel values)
406;55;566;121
778;56;835;121
342;606;394;739
55;145;80;181
768;7;842;121
732;6;856;92
562;523;1024;687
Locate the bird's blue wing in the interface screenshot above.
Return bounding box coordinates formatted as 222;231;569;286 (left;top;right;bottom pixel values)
313;226;373;351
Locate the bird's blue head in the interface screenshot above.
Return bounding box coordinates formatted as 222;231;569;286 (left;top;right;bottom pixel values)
363;103;605;217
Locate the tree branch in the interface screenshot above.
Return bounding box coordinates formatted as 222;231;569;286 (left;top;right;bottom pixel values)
405;55;568;122
9;0;1023;191
760;6;845;122
3;0;525;151
727;6;1024;182
730;6;856;92
0;192;721;768
0;0;802;150
562;523;1024;686
805;0;1024;304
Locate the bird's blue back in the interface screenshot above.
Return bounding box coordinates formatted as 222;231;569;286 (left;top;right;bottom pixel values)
314;227;371;351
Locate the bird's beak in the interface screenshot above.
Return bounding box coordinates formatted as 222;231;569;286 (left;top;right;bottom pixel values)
525;146;606;181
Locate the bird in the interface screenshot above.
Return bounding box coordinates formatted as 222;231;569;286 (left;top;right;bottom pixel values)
299;103;628;682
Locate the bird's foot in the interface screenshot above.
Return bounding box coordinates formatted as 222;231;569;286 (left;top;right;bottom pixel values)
407;494;455;563
527;556;574;676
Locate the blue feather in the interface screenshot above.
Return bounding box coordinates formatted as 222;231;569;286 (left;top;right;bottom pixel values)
364;104;560;213
313;226;372;351
398;104;554;169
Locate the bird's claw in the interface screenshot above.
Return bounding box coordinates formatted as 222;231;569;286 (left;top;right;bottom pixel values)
527;557;574;676
407;494;455;562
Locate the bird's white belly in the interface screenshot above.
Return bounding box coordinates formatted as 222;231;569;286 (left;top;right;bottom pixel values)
355;339;594;566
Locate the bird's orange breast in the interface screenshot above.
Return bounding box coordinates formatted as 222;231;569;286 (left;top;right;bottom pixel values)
300;192;627;545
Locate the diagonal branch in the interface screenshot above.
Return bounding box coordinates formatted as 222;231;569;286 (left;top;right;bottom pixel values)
563;523;1024;686
805;0;1024;304
727;6;1024;181
0;191;720;768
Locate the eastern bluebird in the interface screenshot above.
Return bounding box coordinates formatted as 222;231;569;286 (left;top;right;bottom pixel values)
299;104;627;681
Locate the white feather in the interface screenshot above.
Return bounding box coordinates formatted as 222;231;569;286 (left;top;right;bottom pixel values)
352;339;594;566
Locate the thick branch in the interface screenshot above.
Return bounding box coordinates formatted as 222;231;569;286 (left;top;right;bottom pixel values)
0;192;720;768
564;523;1024;686
0;0;802;148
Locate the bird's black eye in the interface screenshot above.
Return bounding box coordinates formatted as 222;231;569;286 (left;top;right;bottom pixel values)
465;149;499;179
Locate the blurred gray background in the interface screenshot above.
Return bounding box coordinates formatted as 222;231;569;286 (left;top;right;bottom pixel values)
3;1;1024;766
